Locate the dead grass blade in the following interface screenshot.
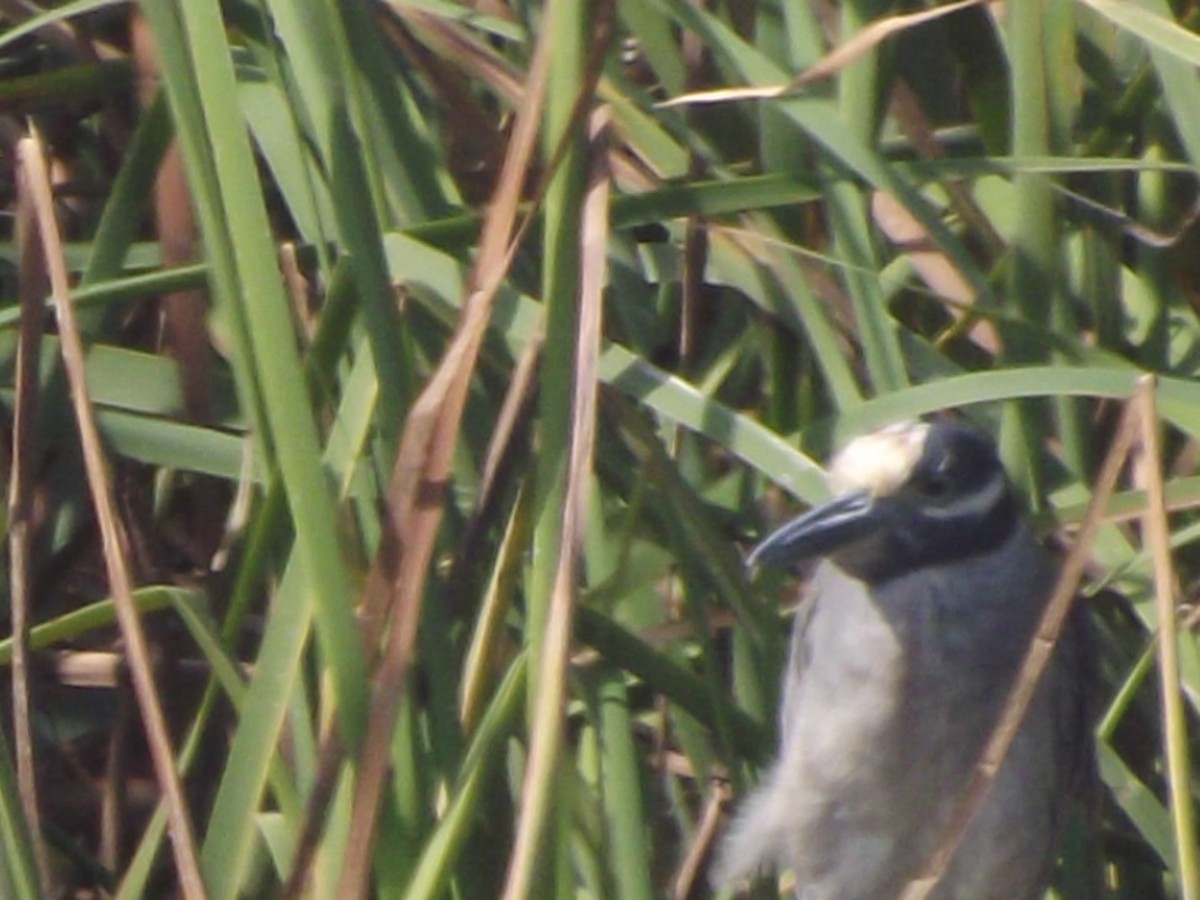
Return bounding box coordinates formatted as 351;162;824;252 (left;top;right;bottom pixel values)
383;3;524;106
471;330;544;533
17;131;207;900
788;0;995;88
446;324;544;601
499;105;611;900
289;1;618;892
872;191;975;305
899;386;1143;900
870;191;999;354
328;11;562;898
10;132;51;894
454;338;543;732
661;0;994;108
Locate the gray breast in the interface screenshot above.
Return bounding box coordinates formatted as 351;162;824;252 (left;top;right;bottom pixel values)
715;521;1090;900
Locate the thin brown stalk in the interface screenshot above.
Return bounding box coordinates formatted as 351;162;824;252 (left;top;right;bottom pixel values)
285;46;542;900
280;242;317;344
385;3;524;107
132;12;223;567
328;10;562;897
290;1;617;891
885;80;1006;259
447;326;544;595
1135;377;1200;897
499;106;612;900
18;131;207;900
472;330;544;525
673;782;730;900
11;131;51;894
276;724;343;900
900;392;1142;900
132;12;212;428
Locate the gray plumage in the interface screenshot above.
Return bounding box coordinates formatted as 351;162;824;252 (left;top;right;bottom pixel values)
715;421;1092;900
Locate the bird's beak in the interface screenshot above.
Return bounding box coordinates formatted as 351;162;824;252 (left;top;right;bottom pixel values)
748;490;880;568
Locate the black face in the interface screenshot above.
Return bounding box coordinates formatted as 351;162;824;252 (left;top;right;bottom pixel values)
750;421;1021;584
905;422;1003;504
855;422;1019;581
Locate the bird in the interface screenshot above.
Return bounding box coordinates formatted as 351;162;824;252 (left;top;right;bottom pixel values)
714;419;1093;900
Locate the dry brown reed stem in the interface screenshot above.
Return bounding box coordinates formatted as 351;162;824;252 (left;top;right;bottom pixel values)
18;131;207;900
674;782;730;900
290;2;617;892
11;135;51;893
329;15;563;900
132;11;213;429
899;390;1143;900
458;329;544;556
276;722;342;900
500;107;612;900
333;3;617;894
283;14;559;893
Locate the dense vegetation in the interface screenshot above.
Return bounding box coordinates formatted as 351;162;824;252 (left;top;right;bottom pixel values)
1;0;1199;897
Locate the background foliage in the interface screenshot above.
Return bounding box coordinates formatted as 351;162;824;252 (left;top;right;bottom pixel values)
1;0;1200;897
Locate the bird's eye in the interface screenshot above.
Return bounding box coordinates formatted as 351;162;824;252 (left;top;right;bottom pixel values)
919;472;953;497
915;454;956;497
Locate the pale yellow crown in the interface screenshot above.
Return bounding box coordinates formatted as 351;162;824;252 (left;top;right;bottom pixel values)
828;422;929;497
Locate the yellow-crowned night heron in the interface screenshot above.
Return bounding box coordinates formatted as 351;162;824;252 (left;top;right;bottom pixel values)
716;420;1092;899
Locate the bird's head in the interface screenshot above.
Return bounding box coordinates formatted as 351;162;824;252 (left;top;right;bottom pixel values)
750;420;1021;583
